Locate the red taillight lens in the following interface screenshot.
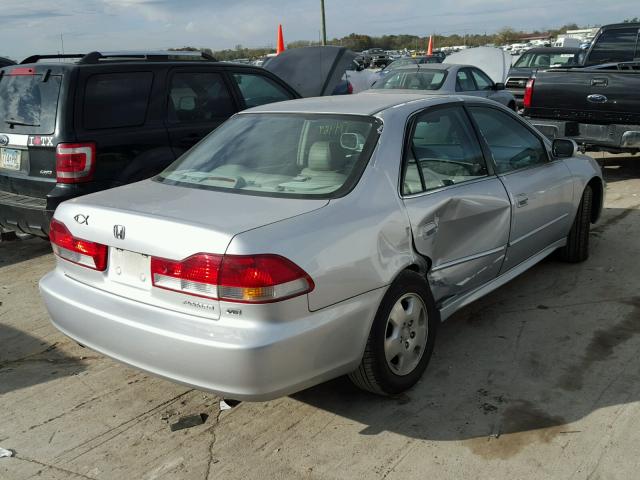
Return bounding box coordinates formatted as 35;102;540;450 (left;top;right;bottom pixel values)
523;78;535;109
56;143;96;184
218;255;315;303
347;82;354;94
150;253;314;303
151;254;222;299
49;218;108;271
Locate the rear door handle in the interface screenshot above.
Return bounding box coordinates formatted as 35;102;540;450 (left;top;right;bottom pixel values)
516;194;528;208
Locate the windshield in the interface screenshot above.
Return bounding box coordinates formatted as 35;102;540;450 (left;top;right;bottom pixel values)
514;52;581;68
0;73;61;134
373;70;447;90
157;113;380;199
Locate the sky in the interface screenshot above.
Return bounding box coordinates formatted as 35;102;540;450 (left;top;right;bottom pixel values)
0;0;636;60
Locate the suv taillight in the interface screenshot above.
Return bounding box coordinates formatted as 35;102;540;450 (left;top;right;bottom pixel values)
151;253;314;303
50;218;108;271
56;143;96;184
523;78;535;108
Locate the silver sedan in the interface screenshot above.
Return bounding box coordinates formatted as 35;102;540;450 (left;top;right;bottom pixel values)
369;64;517;110
40;93;603;401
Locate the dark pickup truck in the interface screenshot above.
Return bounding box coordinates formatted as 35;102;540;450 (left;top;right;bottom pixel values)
524;23;640;153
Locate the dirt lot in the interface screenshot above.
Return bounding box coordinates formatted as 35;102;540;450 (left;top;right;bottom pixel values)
1;154;639;480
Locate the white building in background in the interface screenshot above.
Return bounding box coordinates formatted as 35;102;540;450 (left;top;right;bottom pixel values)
564;28;600;41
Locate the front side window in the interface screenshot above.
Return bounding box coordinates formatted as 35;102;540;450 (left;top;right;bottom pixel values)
84;72;152;130
471;69;493;91
168;72;235;124
468;106;548;173
455;69;476;92
402;106;487;195
157;113;380;198
232;73;293;108
372;70;447;90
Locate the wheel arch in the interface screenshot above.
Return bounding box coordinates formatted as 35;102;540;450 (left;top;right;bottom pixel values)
587;176;604;223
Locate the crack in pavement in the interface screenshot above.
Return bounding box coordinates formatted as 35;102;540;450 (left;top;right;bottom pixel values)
54;389;194;466
14;455;98;480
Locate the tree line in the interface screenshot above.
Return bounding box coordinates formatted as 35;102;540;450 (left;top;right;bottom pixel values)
172;18;638;61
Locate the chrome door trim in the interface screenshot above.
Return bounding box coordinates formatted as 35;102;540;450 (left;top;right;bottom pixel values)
508;213;569;247
431;245;507;273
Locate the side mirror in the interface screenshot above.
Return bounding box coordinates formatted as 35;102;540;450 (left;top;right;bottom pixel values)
494;82;506;90
552;138;578;158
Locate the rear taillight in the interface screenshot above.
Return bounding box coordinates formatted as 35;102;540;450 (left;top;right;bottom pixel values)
347;82;354;94
523;78;535;108
56;143;96;184
151;253;314;303
50;218;108;271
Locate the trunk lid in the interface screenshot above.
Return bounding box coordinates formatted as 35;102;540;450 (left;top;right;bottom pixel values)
444;47;512;83
53;179;328;319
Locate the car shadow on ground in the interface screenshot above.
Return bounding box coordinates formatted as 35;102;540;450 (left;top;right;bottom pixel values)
0;323;86;395
0;236;51;268
597;154;640;183
293;206;640;458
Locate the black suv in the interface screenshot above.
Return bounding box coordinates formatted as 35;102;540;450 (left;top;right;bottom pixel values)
0;51;299;237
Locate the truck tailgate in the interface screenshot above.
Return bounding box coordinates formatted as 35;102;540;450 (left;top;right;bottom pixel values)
527;69;640;125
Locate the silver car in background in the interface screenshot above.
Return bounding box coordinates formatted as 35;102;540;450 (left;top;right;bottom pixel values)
40;93;603;400
370;64;517;110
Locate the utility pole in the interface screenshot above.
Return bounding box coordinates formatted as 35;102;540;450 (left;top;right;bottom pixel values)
320;0;327;45
60;33;65;55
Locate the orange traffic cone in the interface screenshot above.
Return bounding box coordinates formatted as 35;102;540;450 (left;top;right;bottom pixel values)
427;35;433;55
277;24;285;55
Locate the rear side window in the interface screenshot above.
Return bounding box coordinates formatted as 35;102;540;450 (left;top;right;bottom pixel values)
83;72;153;130
468;107;548;173
168;72;235;124
456;69;476;92
372;70;447;90
586;27;640;65
0;73;62;134
232;73;293;108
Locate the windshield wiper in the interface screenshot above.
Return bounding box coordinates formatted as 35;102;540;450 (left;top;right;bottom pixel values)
5;119;40;127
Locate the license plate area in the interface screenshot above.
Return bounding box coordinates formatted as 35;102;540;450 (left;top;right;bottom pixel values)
0;148;21;171
108;248;151;290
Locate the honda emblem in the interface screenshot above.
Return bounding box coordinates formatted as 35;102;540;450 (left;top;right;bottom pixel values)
113;225;126;240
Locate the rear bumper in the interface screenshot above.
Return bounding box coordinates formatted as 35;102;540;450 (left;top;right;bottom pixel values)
39;269;384;401
527;118;640;151
0;190;52;236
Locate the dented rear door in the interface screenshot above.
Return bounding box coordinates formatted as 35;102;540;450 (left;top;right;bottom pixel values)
401;104;511;304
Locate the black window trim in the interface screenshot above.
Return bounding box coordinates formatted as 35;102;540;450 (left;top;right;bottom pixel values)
164;67;240;126
469;67;494;91
398;102;496;199
463;101;555;176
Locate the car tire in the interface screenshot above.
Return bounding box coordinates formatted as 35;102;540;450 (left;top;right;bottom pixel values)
558;185;593;263
349;270;438;395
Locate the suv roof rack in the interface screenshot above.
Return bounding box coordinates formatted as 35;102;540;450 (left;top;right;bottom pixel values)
78;50;217;64
20;51;217;65
20;54;85;64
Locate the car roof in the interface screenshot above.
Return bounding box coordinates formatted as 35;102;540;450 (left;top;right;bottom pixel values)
244;92;461;116
387;64;453;72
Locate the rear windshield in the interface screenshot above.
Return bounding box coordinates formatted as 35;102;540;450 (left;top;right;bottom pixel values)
156;113;381;199
586;27;640;66
0;73;61;134
373;70;447;90
513;52;582;68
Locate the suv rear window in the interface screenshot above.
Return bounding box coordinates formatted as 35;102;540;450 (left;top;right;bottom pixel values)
0;73;62;134
157;113;381;199
83;72;153;129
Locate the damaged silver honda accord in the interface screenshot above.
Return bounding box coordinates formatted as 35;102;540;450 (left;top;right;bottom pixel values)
40;93;603;400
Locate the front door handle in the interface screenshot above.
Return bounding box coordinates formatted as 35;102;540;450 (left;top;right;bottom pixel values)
516;194;528;208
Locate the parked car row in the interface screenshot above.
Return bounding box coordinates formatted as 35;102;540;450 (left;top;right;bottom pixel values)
0;39;606;402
